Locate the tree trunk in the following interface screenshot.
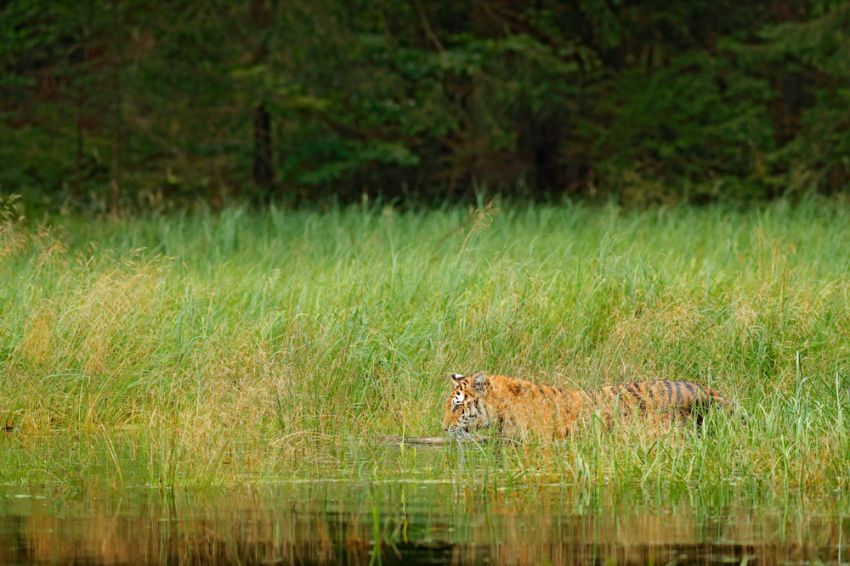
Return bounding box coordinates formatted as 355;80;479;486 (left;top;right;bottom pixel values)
251;0;274;198
109;0;123;213
253;103;273;191
75;105;83;199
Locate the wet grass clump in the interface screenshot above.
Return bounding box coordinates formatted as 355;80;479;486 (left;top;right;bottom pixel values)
0;200;848;494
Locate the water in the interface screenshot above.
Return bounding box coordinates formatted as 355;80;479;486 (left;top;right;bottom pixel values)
0;482;846;565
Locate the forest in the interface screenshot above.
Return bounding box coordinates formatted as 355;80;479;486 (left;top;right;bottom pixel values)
3;0;849;211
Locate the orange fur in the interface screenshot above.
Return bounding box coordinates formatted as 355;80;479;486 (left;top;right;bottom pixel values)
442;372;729;440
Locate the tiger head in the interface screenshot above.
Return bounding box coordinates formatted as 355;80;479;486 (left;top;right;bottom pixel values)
442;372;492;439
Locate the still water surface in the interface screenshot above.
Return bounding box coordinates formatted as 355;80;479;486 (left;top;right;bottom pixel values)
0;480;846;565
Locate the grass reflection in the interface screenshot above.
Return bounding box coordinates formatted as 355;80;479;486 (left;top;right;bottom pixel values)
0;483;845;565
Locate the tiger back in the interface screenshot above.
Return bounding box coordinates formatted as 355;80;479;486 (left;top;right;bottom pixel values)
589;380;730;427
443;372;731;440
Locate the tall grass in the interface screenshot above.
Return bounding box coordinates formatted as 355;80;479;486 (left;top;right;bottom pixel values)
0;200;847;493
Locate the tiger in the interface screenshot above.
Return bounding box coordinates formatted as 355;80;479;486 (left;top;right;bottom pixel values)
442;371;732;440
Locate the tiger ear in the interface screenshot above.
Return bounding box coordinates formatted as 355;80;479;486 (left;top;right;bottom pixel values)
472;372;489;393
449;373;466;382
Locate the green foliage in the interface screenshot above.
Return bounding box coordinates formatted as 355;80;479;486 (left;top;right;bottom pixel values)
1;0;849;207
581;52;775;201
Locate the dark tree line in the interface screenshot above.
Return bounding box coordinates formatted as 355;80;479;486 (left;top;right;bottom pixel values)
1;0;849;210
